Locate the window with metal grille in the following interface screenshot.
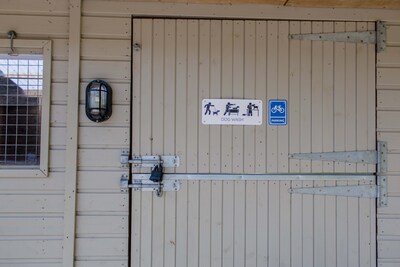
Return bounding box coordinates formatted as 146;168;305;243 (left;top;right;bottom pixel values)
0;55;43;166
0;39;51;177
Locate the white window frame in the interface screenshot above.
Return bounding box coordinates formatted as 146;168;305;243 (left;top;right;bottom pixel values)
0;39;52;177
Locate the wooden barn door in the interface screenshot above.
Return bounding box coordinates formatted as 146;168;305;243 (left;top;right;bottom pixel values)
130;18;376;267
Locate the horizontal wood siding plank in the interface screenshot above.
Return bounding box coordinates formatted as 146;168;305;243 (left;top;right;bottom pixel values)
76;216;128;236
378;90;400;109
0;240;62;259
377;111;400;130
388;154;400;173
378;240;400;258
377;47;400;68
81;39;130;60
77;149;123;169
379;218;400;236
75;238;128;257
0;263;61;267
50;127;66;148
80;60;130;81
0;172;64;191
0;0;68;15
52;39;69;60
77;171;124;191
51;83;68;105
77;193;128;213
378;68;400;88
52;61;68;82
0;195;64;213
378;132;400;150
0;217;63;236
79;127;129;148
388;176;400;194
82;17;130;39
379;197;400;215
75;261;126;267
386;25;400;45
0;15;68;37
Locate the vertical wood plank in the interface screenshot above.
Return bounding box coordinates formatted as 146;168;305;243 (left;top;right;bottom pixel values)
322;21;336;267
357;21;372;267
244;20;257;267
334;21;348;267
210;19;223;267
187;19;200;267
198;19;211;267
151;19;165;267
311;20;325;267
300;21;313;267
232;20;245;267
131;18;141;267
289;20;302;267
367;21;377;267
345;21;359;267
175;19;188;267
267;20;279;267
278;20;291;267
139;19;153;267
163;19;176;267
255;20;268;267
221;20;234;267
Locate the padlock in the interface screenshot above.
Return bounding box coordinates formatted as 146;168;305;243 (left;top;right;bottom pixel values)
149;164;163;183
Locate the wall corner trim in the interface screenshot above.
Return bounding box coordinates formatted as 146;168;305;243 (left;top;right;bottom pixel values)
63;0;82;267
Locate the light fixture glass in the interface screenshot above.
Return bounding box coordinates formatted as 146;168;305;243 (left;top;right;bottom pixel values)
85;80;112;122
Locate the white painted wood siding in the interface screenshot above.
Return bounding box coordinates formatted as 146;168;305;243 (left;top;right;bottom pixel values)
131;18;376;267
0;1;68;266
74;8;131;267
377;22;400;267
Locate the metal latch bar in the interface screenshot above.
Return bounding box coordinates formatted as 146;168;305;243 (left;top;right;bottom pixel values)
132;173;375;181
120;151;180;168
289;151;377;164
120;174;180;193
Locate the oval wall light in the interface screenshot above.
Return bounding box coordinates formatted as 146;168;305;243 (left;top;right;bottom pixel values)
85;79;112;123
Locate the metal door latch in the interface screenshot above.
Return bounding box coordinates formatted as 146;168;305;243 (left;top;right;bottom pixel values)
120;151;180;168
120;174;180;195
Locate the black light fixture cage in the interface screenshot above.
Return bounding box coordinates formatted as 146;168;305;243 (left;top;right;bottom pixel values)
85;79;112;123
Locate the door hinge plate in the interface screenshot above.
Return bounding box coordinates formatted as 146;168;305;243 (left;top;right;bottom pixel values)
289;150;377;164
289;21;386;52
289;185;378;198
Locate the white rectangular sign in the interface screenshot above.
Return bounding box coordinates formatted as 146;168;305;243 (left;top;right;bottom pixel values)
202;99;263;125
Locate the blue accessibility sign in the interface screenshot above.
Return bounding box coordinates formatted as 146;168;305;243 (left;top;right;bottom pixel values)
268;99;287;126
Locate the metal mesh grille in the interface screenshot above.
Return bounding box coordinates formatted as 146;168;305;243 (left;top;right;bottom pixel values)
0;55;43;166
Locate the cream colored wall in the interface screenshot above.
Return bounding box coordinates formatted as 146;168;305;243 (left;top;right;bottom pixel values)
74;7;131;267
0;1;69;266
377;23;400;267
0;1;399;267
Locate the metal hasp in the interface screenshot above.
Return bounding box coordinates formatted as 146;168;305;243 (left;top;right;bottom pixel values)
288;21;386;52
120;151;180;168
120;174;180;194
120;151;180;196
288;141;388;207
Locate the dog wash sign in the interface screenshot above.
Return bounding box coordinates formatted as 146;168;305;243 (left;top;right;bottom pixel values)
202;99;263;125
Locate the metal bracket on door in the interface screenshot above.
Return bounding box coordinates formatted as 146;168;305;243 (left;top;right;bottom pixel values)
120;150;180;168
120;151;180;196
120;174;180;194
288;21;386;52
288;141;388;207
